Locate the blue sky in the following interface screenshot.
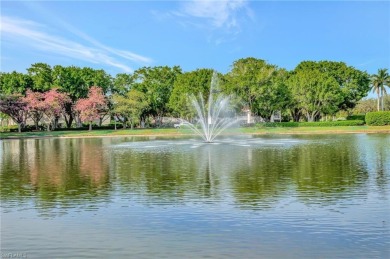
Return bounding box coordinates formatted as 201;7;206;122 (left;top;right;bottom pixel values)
1;0;389;77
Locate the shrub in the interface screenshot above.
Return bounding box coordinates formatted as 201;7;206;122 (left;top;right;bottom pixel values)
258;122;299;127
0;125;18;133
89;122;128;129
257;120;365;128
299;120;365;127
22;125;39;132
0;126;10;133
347;115;366;122
365;111;390;126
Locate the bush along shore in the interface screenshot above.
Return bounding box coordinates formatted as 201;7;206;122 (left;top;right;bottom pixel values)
365;111;390;126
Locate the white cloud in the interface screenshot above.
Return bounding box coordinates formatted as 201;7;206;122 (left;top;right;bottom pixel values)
164;0;252;45
178;0;249;31
1;16;153;72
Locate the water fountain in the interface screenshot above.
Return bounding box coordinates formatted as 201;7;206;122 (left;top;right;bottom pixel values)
179;72;241;142
114;71;305;150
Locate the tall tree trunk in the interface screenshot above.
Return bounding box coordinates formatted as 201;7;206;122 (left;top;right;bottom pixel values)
246;111;251;124
381;88;384;111
307;111;317;122
377;92;380;111
64;114;73;128
54;117;59;129
63;104;74;128
290;108;301;122
89;121;92;131
23;114;28;129
307;113;312;122
18;123;22;133
34;119;39;131
155;114;163;127
76;116;82;128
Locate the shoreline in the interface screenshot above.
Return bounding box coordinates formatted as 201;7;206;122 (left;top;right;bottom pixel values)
1;126;390;140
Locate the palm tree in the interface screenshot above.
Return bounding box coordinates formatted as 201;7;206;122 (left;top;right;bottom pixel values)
371;68;390;111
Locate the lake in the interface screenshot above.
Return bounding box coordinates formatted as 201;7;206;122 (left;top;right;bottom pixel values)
1;134;389;258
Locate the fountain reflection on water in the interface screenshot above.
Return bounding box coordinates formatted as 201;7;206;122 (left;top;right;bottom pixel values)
179;71;242;142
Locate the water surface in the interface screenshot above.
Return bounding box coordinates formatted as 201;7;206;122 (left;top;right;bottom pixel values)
1;134;389;258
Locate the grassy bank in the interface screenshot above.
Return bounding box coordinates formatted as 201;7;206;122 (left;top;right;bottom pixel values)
1;125;390;139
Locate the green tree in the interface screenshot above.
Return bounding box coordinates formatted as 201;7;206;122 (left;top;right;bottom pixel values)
352;98;377;114
112;89;149;129
53;65;88;100
27;63;53;91
287;68;343;121
133;66;182;126
295;61;370;112
0;72;33;94
252;68;291;121
224;57;277;116
80;67;113;94
113;73;134;95
0;112;11;127
169;68;215;119
370;68;390;111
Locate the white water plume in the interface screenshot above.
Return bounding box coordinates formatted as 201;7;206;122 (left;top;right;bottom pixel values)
180;72;241;142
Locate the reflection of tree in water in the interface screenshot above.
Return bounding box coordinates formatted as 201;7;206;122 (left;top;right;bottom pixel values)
372;137;389;198
231;148;292;209
2;135;384;214
112;142;294;207
0;138;111;216
112;150;188;200
355;134;390;199
1;140;32;198
231;137;374;208
111;136;375;208
375;152;387;196
112;147;211;203
291;137;369;204
112;143;248;203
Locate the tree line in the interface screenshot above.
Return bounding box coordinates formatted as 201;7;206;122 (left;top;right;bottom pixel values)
0;58;389;132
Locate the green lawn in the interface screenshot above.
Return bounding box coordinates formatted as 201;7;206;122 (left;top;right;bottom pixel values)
1;125;390;139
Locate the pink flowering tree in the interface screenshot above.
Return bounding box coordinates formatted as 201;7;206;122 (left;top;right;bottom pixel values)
43;88;71;131
75;86;108;131
23;90;46;130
